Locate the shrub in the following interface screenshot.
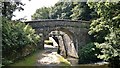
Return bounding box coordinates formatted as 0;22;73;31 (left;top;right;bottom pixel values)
88;2;120;67
78;42;101;64
2;20;40;65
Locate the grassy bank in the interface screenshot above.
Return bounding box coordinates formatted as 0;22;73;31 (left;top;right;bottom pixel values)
9;50;43;66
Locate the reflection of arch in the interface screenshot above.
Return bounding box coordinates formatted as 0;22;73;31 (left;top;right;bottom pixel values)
55;28;78;51
48;27;78;51
48;28;75;50
52;36;59;45
46;29;78;58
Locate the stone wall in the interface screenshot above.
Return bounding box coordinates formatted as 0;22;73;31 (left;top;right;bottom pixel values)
25;19;90;56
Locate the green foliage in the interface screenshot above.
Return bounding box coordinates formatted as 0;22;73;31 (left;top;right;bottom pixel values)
31;7;51;20
70;2;97;21
50;2;74;19
2;1;24;20
2;20;40;65
88;1;120;67
31;2;74;20
78;43;101;64
31;1;97;21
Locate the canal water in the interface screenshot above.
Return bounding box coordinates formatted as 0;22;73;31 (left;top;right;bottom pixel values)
36;44;109;68
9;44;109;68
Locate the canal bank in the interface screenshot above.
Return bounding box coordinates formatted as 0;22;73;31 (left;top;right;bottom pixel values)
8;44;109;68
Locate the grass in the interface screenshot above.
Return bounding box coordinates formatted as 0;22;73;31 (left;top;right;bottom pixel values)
56;54;71;66
9;50;42;66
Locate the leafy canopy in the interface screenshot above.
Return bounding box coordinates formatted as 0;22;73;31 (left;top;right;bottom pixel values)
88;1;120;61
2;0;24;20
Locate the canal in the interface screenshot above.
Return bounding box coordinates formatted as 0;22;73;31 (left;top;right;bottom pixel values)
9;44;109;68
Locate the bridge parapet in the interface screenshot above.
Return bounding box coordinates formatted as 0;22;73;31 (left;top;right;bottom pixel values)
25;19;89;29
25;19;90;56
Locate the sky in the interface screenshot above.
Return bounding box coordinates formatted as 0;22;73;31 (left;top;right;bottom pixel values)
12;0;59;21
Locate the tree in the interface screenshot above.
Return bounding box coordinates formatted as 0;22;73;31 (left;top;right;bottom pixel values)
88;1;120;67
49;2;63;19
31;0;97;20
50;2;74;19
31;7;51;20
31;2;74;20
70;2;97;21
59;2;74;19
2;20;40;66
50;0;98;20
2;0;24;20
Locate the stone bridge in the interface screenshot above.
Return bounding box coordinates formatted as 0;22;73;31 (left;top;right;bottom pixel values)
25;19;90;58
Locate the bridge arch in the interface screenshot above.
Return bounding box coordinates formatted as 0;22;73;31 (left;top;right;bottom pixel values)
46;28;78;58
25;19;90;59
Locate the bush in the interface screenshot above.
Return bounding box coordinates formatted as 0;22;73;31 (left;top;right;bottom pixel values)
78;42;102;64
2;20;40;65
88;2;120;68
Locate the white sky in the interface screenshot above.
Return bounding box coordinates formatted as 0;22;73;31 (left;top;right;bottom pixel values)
12;0;59;21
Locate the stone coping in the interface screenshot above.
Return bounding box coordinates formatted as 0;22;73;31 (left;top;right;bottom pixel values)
25;19;89;23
